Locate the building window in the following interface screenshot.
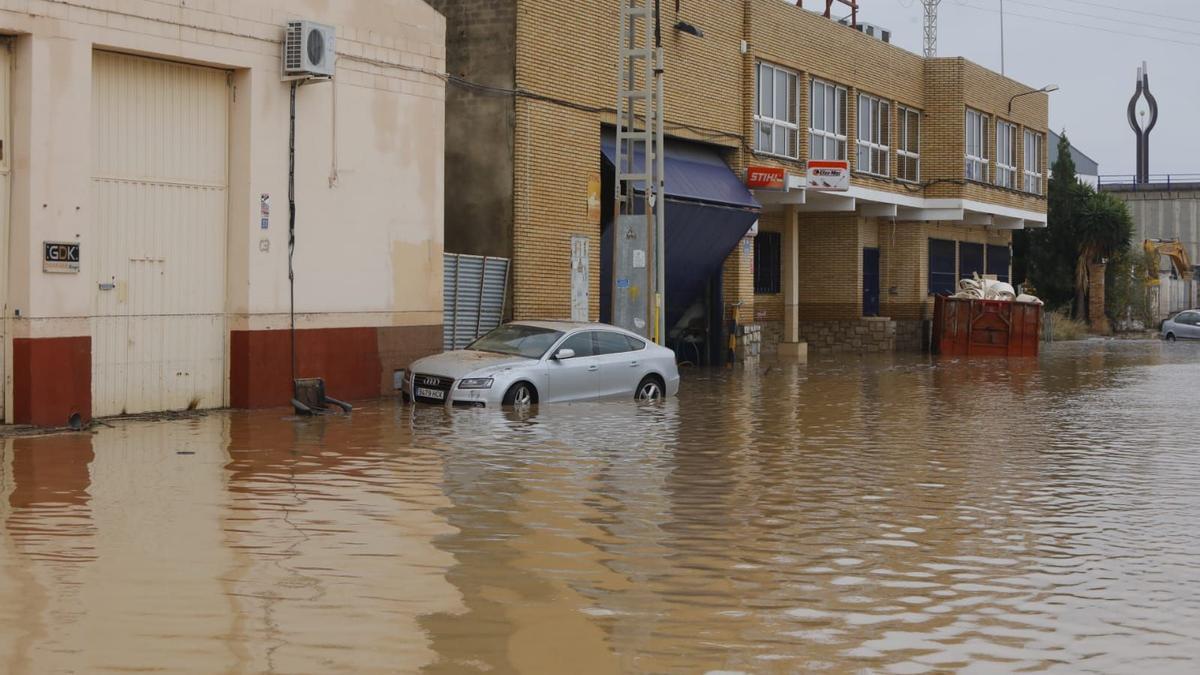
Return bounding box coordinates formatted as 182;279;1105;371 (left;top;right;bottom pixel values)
987;244;1011;283
809;78;848;161
929;238;957;296
897;106;921;183
960;242;984;279
856;93;890;177
1024;129;1044;194
754;62;800;159
754;231;782;294
995;121;1017;189
965;109;990;182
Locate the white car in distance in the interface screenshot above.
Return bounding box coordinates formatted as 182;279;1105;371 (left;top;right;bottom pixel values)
403;321;680;408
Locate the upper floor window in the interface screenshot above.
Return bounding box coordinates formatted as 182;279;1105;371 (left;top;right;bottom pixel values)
754;62;799;159
810;78;848;161
856;93;890;177
1024;129;1044;194
897;106;921;183
965;109;990;182
995;121;1017;189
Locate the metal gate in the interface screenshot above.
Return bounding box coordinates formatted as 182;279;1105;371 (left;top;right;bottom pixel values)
91;52;229;416
443;254;509;350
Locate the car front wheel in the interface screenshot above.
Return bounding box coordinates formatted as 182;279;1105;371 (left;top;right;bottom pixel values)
1166;332;1177;342
503;382;537;408
635;375;664;402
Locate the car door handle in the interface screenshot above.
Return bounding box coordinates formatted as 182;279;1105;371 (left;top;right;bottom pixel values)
588;365;599;372
629;361;639;367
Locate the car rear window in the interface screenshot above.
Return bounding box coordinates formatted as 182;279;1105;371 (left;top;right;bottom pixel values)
595;331;634;355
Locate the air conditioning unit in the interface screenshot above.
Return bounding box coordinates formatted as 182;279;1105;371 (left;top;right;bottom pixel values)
283;20;336;80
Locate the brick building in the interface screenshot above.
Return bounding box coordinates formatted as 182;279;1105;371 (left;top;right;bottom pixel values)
434;0;1049;358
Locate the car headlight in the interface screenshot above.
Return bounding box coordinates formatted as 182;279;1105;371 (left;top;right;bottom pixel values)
458;378;494;390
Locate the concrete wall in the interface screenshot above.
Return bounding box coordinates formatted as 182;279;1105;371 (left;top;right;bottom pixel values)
429;0;515;259
1;0;445;424
1109;188;1200;266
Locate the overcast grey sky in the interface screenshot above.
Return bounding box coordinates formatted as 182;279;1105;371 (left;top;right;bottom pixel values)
836;0;1199;177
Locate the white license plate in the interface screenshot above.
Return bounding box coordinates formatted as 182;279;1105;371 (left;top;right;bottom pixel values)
415;387;445;400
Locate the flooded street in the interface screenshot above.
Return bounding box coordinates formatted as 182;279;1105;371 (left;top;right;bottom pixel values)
2;340;1200;673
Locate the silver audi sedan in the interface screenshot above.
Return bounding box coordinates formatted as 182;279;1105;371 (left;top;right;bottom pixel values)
402;321;681;408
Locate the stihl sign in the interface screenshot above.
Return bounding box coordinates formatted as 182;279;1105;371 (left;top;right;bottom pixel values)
746;166;787;190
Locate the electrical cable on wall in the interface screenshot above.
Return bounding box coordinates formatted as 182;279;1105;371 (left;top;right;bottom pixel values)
281;19;351;416
289;80;298;384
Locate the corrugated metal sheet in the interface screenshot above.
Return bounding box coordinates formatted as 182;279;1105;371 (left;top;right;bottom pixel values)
91;52;229;416
443;254;509;350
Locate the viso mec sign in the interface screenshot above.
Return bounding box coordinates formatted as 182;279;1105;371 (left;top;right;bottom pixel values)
43;241;81;274
745;165;787;190
807;160;850;191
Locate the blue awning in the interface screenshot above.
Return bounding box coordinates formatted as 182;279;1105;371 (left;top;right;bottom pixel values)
600;135;761;331
600;133;761;210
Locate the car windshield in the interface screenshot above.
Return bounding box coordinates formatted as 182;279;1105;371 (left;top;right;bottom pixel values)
467;324;565;359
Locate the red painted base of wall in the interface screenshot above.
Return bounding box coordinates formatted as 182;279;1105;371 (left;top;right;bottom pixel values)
229;325;441;409
13;337;93;428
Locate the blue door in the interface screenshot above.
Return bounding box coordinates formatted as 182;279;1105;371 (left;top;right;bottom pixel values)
863;248;881;317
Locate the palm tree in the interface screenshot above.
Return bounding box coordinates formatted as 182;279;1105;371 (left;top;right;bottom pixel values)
1073;188;1134;323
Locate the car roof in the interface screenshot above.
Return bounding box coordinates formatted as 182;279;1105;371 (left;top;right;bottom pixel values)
509;319;638;334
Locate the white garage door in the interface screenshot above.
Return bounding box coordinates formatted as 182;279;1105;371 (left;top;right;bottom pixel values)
92;52;229;417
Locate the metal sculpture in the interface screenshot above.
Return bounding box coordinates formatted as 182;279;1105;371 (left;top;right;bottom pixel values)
1127;62;1159;184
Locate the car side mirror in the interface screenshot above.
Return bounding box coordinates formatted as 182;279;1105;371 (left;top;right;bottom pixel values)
553;348;576;360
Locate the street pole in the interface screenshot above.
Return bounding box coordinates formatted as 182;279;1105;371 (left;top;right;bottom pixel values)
1000;0;1006;75
653;0;666;345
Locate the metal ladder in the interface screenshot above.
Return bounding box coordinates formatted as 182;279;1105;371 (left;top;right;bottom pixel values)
615;0;656;216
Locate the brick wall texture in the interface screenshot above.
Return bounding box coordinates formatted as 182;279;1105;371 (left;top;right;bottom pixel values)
439;0;1050;343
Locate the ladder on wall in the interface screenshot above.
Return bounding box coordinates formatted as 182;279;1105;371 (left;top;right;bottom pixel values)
615;0;655;216
614;0;665;341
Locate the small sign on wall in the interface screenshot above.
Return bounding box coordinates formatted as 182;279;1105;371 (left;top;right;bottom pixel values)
260;193;271;230
807;160;850;191
571;234;590;322
43;241;80;273
746;165;787;190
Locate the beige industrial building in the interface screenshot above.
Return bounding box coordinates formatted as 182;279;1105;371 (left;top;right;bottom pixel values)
436;0;1049;361
2;0;445;427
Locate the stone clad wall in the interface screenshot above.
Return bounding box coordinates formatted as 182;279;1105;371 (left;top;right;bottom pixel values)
798;318;896;354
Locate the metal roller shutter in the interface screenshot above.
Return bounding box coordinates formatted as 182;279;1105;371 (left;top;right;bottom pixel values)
91;52;229;416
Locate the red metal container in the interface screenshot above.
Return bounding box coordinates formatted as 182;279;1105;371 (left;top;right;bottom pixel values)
932;295;1042;357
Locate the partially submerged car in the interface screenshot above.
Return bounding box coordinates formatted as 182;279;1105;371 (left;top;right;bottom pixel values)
1162;310;1200;341
402;321;680;408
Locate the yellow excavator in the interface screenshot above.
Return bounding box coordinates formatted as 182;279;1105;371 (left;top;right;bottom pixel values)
1143;239;1192;285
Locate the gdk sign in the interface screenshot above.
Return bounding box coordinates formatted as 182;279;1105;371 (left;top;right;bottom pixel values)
43;241;81;274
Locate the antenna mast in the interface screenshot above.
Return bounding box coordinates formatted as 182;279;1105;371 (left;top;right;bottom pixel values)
922;0;942;58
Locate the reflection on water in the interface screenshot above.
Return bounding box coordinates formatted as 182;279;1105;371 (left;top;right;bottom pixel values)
2;340;1200;672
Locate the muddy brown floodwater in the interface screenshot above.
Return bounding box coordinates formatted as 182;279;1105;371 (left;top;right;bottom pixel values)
2;340;1200;673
